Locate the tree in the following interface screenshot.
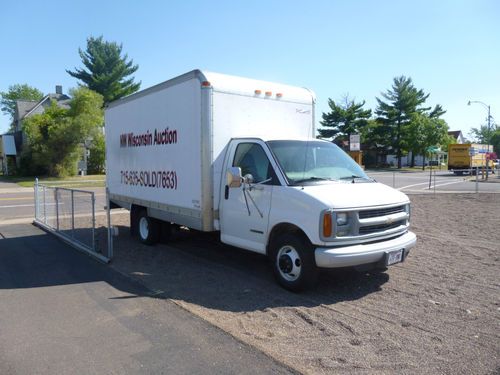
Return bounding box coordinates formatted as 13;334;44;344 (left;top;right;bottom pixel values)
318;95;371;147
360;119;393;167
22;88;104;177
490;128;500;155
405;113;449;169
67;36;140;104
468;125;491;144
0;84;44;131
375;76;443;168
438;132;457;157
87;131;105;174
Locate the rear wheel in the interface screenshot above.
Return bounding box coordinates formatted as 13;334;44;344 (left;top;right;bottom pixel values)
269;233;318;292
137;210;159;245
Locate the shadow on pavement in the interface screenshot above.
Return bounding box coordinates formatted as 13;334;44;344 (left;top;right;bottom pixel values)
0;224;148;297
0;221;389;313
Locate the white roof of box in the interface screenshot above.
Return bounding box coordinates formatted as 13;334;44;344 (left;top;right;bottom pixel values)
108;70;315;109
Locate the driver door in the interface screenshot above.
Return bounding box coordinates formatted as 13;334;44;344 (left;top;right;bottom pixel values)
220;141;278;254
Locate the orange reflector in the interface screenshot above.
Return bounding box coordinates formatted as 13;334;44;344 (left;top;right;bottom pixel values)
276;93;283;98
265;91;272;96
323;212;332;237
254;89;262;95
201;81;211;87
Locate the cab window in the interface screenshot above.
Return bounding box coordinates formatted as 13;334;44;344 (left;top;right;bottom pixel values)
233;143;278;185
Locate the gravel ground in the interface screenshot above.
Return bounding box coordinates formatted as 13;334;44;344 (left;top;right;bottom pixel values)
97;193;500;374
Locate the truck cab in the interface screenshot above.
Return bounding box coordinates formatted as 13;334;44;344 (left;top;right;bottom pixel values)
220;138;416;291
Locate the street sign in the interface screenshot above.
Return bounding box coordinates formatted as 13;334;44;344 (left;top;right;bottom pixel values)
78;160;87;174
349;134;360;151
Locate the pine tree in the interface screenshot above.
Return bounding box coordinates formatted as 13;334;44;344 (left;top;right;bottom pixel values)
67;36;140;104
318;95;371;146
375;76;434;168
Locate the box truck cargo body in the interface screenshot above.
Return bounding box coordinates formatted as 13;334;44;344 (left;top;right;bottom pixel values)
448;143;493;174
106;70;416;291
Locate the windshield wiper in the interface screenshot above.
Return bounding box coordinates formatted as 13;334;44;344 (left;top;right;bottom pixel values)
339;175;373;183
293;177;333;184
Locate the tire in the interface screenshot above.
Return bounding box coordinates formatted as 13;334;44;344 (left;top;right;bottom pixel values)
269;233;318;292
136;210;159;245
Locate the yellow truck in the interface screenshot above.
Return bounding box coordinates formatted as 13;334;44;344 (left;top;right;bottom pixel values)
448;143;493;175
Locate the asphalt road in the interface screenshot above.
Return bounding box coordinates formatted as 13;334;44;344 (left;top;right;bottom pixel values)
0;185;107;224
0;222;293;375
367;169;500;193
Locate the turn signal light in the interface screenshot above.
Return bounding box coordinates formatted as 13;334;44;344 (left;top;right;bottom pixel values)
323;212;332;237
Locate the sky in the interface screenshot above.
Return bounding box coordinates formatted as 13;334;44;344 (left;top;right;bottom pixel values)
1;0;499;139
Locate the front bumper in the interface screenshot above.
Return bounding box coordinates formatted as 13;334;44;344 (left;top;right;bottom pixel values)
315;231;416;268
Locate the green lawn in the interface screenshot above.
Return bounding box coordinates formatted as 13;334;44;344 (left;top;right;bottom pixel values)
0;175;106;188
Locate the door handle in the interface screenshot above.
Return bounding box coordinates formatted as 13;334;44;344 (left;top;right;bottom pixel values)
224;185;229;199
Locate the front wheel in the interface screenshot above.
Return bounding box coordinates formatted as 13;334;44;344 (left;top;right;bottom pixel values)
269;233;318;292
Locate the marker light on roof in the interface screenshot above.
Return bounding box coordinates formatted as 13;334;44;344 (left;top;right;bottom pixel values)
254;89;262;95
201;81;211;87
265;91;272;96
276;93;283;98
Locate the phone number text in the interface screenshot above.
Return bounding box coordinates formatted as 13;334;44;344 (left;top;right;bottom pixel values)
120;170;178;190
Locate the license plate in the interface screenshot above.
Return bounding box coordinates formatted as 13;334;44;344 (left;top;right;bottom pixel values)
386;249;403;266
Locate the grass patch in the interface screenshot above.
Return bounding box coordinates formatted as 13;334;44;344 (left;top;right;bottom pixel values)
0;175;105;188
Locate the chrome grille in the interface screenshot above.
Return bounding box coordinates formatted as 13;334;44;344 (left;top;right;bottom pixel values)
359;205;405;219
358;220;406;235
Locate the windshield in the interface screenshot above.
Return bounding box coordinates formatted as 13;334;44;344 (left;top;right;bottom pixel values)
267;140;369;185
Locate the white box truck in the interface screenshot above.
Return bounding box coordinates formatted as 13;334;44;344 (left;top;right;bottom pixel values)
105;70;416;291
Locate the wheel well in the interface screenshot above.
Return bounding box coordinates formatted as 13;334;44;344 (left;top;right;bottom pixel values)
267;223;310;255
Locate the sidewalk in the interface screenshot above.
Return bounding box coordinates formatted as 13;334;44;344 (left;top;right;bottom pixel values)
467;174;500;183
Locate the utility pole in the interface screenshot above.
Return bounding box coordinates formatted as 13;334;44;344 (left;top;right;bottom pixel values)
468;100;492;180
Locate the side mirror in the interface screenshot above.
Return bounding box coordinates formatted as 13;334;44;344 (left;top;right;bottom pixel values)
226;167;243;188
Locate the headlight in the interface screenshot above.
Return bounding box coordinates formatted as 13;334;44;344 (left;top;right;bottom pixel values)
336;212;348;226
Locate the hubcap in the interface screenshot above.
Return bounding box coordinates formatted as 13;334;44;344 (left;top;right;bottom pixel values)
139;217;149;240
277;245;302;282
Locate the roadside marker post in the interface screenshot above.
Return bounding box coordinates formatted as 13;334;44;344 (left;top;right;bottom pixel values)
476;167;479;196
